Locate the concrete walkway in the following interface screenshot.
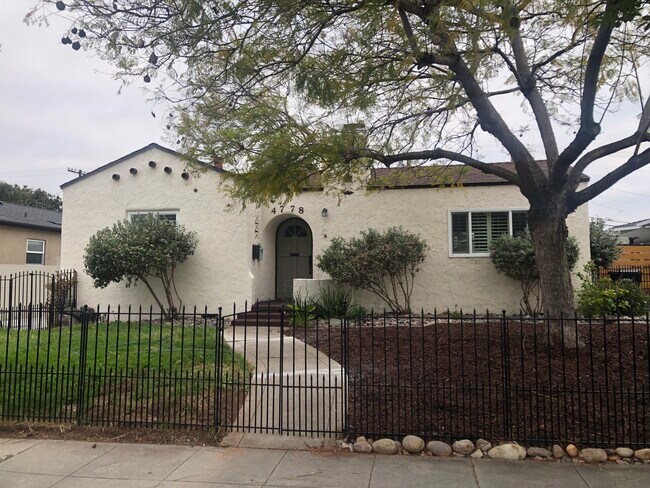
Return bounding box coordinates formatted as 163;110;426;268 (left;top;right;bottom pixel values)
1;437;649;487
222;326;345;445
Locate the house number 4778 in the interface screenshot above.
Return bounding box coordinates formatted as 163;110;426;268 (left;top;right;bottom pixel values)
271;206;304;214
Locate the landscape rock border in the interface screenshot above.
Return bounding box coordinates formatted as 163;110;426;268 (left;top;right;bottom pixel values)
348;435;650;465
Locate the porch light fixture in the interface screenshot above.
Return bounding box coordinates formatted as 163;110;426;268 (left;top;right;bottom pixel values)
321;208;328;218
252;244;263;261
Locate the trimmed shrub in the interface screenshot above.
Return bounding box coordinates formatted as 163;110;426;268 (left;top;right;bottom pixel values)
317;227;428;314
577;274;649;317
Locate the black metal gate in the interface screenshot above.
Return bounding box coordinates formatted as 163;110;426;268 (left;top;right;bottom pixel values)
219;301;347;437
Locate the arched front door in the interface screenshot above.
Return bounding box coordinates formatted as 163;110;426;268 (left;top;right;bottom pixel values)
275;218;313;300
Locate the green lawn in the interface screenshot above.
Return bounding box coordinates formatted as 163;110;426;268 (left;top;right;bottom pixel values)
0;322;247;424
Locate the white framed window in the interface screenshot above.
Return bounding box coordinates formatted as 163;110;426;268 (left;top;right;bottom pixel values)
449;209;528;257
26;239;45;265
127;210;179;223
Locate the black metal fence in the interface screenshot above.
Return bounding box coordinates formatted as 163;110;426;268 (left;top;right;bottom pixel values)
1;302;649;448
598;265;650;293
0;305;231;430
0;270;77;324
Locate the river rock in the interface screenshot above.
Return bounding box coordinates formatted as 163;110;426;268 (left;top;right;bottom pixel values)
353;439;373;454
552;445;566;458
470;449;484;459
403;435;425;454
527;447;552;458
452;439;475;455
566;444;579;457
615;447;634;458
487;443;527;460
373;438;398;455
476;438;492;452
635;448;650;460
579;448;608;463
427;440;452;457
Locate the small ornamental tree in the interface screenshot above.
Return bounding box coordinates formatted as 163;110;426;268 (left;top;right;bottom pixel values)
490;231;580;316
317;227;428;314
590;218;622;269
84;215;197;316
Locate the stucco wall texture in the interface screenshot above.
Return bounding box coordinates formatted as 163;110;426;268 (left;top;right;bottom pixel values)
61;147;590;313
0;225;61;267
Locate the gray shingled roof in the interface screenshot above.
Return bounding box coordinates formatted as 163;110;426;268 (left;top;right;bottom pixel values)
0;201;62;232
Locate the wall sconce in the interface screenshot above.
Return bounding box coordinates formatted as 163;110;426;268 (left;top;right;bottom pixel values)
321;208;328;218
252;244;263;261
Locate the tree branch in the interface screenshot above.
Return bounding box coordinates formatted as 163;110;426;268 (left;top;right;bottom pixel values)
510;31;560;166
445;51;543;189
554;2;617;176
567;132;650;190
571;147;650;208
361;148;520;184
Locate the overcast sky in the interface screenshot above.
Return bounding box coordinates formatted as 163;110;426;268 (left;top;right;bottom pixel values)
0;1;648;227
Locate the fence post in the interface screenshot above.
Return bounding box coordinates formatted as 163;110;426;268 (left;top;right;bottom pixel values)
8;276;13;330
278;304;285;434
215;306;223;429
500;310;512;440
76;305;90;424
342;301;349;436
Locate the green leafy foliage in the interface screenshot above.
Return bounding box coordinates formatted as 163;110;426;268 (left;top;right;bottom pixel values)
590;218;622;268
84;215;197;316
0;181;62;211
577;265;649;316
315;284;355;319
317;227;428;314
288;293;317;326
490;231;579;315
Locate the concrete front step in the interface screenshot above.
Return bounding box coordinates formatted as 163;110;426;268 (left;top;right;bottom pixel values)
232;300;289;326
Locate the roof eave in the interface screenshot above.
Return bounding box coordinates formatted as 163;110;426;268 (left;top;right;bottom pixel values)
60;143;225;190
0;220;62;233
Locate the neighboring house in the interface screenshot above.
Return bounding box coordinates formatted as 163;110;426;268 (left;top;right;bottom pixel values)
60;143;591;312
0;201;62;275
611;219;650;246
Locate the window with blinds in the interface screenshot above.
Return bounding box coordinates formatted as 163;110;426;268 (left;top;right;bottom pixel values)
450;210;528;256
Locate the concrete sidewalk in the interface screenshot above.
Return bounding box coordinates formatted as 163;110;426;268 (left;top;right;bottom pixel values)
222;326;345;444
1;437;650;487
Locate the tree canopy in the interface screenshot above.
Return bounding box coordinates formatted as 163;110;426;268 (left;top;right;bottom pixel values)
0;181;62;211
589;217;622;268
84;215;197;315
31;0;650;320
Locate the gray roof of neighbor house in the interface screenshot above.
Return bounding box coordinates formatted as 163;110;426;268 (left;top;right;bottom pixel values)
0;201;62;232
611;218;650;232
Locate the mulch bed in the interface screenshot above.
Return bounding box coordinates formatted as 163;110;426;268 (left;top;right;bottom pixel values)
288;316;650;447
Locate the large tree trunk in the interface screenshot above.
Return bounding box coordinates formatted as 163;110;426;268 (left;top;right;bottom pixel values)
527;203;582;347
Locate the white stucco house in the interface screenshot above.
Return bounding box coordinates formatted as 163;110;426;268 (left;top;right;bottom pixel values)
60;143;590;312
